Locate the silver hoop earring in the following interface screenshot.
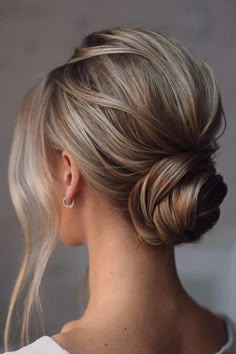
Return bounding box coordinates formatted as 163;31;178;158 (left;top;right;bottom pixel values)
63;197;74;208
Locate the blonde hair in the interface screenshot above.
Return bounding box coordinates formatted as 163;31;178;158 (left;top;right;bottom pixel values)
4;26;228;351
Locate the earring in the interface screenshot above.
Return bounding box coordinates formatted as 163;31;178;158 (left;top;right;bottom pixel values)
63;197;74;208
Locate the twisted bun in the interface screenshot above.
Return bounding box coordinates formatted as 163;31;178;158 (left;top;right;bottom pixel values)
128;150;228;246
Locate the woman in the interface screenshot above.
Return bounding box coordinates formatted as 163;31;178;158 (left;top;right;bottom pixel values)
3;26;236;353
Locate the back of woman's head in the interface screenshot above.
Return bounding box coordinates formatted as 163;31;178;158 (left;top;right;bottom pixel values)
48;26;227;245
5;26;228;350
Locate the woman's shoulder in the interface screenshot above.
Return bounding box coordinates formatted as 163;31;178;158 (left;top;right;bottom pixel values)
2;336;70;354
3;313;236;354
214;313;236;354
53;313;236;354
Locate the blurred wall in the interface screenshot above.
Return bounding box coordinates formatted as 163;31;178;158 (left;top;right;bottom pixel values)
0;0;235;349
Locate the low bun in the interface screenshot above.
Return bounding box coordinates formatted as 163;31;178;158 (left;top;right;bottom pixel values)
128;151;228;246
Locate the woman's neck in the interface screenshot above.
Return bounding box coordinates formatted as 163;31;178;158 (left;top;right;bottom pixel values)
79;220;195;328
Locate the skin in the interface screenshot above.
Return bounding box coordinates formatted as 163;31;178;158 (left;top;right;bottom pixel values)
50;150;228;354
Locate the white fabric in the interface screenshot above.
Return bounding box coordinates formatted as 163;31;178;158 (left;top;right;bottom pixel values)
3;313;236;353
2;336;70;354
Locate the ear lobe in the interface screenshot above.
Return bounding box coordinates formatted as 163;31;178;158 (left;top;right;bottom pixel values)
65;169;82;205
71;161;84;193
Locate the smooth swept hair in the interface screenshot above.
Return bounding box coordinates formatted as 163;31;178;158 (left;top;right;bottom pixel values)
4;26;228;351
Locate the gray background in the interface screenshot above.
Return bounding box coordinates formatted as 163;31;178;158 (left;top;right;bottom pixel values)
0;0;235;350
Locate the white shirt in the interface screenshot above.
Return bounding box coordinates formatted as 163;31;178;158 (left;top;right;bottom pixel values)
3;313;236;354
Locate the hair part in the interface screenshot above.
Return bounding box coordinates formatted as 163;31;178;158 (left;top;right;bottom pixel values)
4;26;228;351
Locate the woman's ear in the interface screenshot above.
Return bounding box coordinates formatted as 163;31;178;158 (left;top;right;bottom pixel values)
61;150;83;205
